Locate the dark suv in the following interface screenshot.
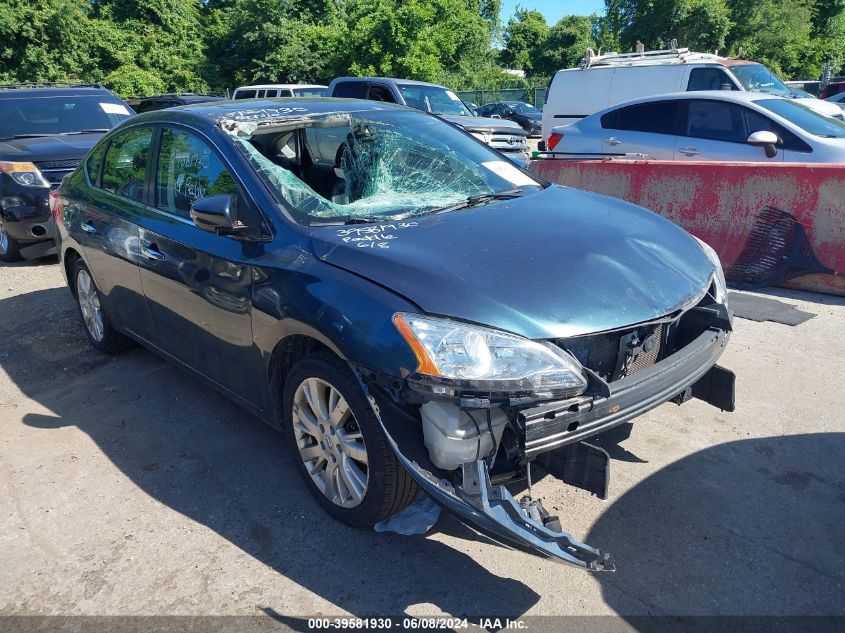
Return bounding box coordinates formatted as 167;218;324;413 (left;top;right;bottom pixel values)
0;83;132;261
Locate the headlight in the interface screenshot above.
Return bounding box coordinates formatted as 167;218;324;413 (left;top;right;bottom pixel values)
694;236;728;305
0;161;49;187
393;313;588;398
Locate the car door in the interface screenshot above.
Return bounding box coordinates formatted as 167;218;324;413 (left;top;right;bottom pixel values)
136;125;264;404
68;126;155;342
675;99;784;162
598;100;680;159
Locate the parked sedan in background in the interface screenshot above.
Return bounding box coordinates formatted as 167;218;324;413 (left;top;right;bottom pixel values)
53;97;733;570
548;91;845;162
0;83;132;261
477;101;542;136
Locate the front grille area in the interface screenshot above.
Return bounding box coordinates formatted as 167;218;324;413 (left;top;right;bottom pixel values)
557;322;666;382
37;159;81;170
489;133;527;151
35;160;81;185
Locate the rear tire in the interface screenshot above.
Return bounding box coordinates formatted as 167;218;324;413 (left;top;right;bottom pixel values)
73;260;133;354
282;352;417;527
0;220;21;262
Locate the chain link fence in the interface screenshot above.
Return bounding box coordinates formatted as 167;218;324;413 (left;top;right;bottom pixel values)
456;87;547;108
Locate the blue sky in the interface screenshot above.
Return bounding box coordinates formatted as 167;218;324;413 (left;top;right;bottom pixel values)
500;0;606;24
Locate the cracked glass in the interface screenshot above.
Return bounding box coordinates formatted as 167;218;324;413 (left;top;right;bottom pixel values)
226;109;540;224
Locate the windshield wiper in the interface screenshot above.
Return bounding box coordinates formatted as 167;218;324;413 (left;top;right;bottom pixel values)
425;188;526;216
0;133;54;141
310;215;401;227
60;129;111;135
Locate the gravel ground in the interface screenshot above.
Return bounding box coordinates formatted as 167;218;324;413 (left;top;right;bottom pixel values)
1;257;843;626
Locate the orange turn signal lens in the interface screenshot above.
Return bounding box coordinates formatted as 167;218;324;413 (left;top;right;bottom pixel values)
393;314;441;376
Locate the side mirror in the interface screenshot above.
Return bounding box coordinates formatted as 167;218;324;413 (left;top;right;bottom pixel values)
747;130;779;158
190;194;242;234
720;83;733;91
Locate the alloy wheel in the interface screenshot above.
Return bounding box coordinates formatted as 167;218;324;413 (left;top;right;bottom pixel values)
76;269;105;342
292;377;369;508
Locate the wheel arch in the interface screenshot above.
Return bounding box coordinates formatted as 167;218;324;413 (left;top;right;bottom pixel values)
62;247;83;295
267;332;346;430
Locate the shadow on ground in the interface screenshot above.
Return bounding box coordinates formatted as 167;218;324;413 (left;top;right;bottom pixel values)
0;287;539;618
587;432;845;617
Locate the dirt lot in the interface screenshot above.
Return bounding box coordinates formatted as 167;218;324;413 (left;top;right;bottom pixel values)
1;258;844;624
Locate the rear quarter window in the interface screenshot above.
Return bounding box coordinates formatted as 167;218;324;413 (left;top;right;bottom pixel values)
332;82;367;99
601;101;679;135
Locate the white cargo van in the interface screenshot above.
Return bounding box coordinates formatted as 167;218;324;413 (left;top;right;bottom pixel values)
232;84;327;99
541;46;842;146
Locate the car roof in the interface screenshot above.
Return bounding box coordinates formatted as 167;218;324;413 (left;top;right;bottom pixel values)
235;84;327;90
605;90;784;109
330;77;448;88
0;85;118;99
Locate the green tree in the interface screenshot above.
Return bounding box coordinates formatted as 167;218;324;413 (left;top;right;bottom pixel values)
534;15;597;75
500;9;549;73
0;0;96;83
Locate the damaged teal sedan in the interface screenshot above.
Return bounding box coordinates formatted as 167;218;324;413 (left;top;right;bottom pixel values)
54;98;734;571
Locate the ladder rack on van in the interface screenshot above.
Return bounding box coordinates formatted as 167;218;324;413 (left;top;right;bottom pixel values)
581;45;715;69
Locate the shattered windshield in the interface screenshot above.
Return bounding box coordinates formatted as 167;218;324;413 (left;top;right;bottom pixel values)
731;64;792;97
397;84;473;116
226;109;541;224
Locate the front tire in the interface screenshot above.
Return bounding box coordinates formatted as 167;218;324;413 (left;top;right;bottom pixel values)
0;219;21;262
282;352;417;527
73;260;133;354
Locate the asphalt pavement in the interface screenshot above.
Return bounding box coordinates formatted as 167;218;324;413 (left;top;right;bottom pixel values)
1;259;843;625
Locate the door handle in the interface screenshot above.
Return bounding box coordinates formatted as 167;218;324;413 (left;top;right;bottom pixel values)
604;137;622;146
141;243;165;262
81;220;96;234
679;146;700;156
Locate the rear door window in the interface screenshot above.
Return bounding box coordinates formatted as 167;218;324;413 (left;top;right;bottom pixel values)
367;84;396;102
687;68;737;91
155;127;239;219
332;82;367;99
101;127;153;203
235;90;257;99
601;101;679;135
684;100;745;143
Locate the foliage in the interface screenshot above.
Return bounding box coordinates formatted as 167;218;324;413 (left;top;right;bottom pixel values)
603;0;845;79
0;0;843;97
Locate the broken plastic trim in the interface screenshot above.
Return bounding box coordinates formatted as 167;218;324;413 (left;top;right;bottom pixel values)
353;367;615;571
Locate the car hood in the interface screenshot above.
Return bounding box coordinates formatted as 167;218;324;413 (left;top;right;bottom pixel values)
794;97;843;118
0;133;103;162
309;186;715;339
440;115;527;135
